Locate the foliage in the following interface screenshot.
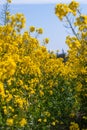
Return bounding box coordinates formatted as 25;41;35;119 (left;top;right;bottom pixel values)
0;0;87;130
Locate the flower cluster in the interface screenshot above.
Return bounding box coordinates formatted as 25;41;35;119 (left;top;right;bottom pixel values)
0;0;87;130
55;0;79;20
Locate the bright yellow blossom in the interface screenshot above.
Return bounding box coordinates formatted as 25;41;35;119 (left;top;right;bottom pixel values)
29;26;35;32
7;0;12;3
6;118;13;126
36;28;43;34
38;118;42;122
69;122;80;130
44;38;49;44
43;118;47;123
52;121;56;126
19;118;27;127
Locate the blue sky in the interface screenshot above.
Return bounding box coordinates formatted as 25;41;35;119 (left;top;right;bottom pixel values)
6;0;87;4
10;4;68;52
0;0;87;52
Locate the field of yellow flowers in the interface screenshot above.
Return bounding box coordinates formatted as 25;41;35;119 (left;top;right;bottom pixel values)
0;0;87;130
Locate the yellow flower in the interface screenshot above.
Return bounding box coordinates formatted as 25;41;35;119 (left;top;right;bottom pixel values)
7;0;12;3
44;111;51;117
6;118;13;126
19;118;27;127
6;11;10;16
55;4;70;20
7;79;12;86
29;26;35;32
43;118;47;123
70;113;75;118
0;82;5;98
76;82;82;92
9;106;14;112
5;57;16;76
44;38;49;44
15;97;24;109
39;90;44;97
52;121;56;126
70;122;80;130
30;90;35;94
36;28;43;34
3;106;8;115
6;94;13;102
82;116;87;120
38;118;42;122
49;90;53;95
68;1;79;15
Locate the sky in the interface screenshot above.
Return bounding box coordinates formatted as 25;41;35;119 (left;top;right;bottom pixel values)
0;0;87;52
5;0;87;4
